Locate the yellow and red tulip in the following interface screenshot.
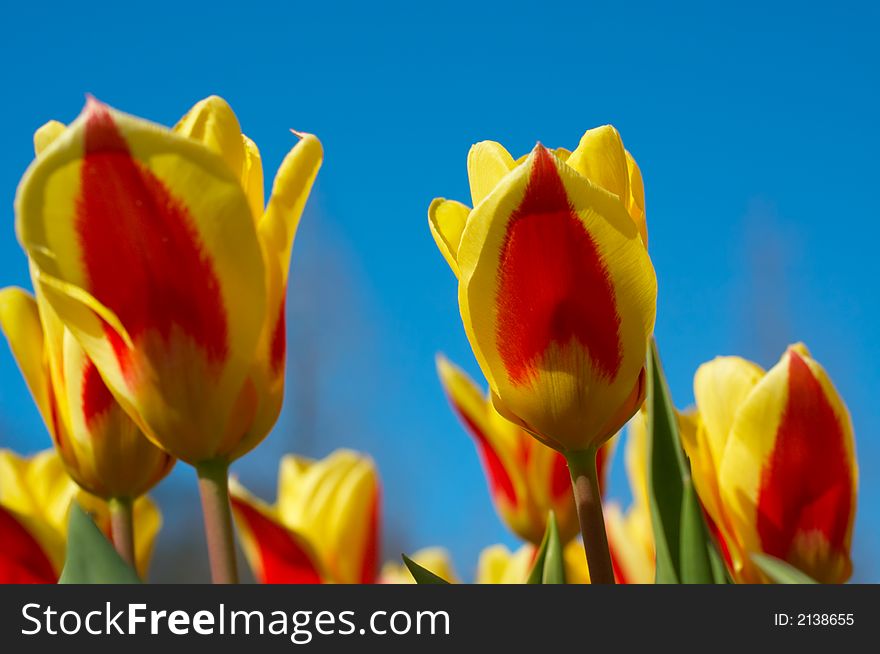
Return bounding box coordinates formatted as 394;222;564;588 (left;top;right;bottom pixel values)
15;96;322;465
682;344;857;583
379;547;459;584
436;354;613;545
428;126;656;454
0;448;161;582
0;286;173;500
604;412;655;584
230;450;380;584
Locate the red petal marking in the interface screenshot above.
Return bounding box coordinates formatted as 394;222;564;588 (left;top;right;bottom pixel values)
359;482;380;584
82;358;115;426
756;351;853;561
450;401;517;506
550;451;571;499
0;506;58;584
609;542;630;585
229;496;322;584
76;99;229;382
495;146;622;385
269;294;287;376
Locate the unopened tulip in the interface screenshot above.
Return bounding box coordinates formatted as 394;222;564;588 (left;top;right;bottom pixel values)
230;450;380;584
436;354;613;545
15;96;322;466
683;344;857;583
0;287;173;501
379;547;459;584
0;448;160;581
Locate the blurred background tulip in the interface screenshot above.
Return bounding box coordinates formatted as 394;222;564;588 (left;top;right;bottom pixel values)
0;449;160;582
436;354;613;545
380;547;459;584
231;449;379;584
683;344;857;583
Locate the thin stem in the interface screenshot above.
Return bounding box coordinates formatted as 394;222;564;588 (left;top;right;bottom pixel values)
566;447;616;584
196;459;239;584
108;497;136;570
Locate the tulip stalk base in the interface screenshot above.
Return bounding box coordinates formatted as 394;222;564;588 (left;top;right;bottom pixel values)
108;497;136;570
566;448;616;585
197;460;239;584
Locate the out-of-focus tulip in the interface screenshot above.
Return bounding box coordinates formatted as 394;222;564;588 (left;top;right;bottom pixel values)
683;344;857;583
436;355;613;545
230;450;380;584
428;127;656;454
0;448;161;581
475;540;591;584
379;547;459;584
604;412;655;584
0;286;173;499
15;96;322;465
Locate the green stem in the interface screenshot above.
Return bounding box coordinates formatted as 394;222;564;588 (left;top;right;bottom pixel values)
196;459;239;584
108;497;136;570
566;448;616;584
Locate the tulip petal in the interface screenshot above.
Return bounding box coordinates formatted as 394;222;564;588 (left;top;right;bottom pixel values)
625;151;648;245
229;483;323;584
428;198;471;277
0;505;58;583
566;125;629;205
16;98;267;463
467;140;516;207
458;144;657;450
719;346;856;583
174;96;246;188
34;120;66;156
242;136;265;224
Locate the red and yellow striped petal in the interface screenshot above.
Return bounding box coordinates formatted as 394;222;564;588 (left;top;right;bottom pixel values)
717;345;856;583
428;198;471;277
16;98;267;464
229;480;324;584
456;144;656;452
0;505;58;583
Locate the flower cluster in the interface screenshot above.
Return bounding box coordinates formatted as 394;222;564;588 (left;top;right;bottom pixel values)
0;98;858;585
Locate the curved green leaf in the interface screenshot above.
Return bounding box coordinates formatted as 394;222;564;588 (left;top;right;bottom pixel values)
59;502;141;584
752;554;818;584
401;554;450;584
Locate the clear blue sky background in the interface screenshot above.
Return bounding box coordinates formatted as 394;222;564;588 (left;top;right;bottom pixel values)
0;1;877;581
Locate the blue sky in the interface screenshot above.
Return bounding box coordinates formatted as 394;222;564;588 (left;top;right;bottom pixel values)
0;1;877;581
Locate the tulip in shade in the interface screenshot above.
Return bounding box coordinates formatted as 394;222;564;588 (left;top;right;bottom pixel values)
0;287;173;502
436;354;613;545
380;547;459;584
0;449;161;582
682;344;857;583
15;96;322;466
230;450;380;584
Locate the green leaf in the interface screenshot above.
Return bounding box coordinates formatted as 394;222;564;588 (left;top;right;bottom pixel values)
646;339;719;584
526;511;566;584
59;502;141;584
752;554;818;584
401;554;450;584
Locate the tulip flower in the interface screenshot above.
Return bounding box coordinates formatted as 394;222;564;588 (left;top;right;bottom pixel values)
0;285;173;564
15;96;322;582
682;344;857;583
230;450;379;584
436;354;613;545
476;541;590;584
429;126;657;582
604;412;655;584
380;547;459;584
0;448;160;582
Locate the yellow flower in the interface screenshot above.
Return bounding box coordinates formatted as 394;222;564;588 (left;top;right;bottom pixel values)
0;448;160;581
475;540;591;584
15;96;322;465
428;127;656;453
0;286;173;500
230;450;380;584
436;355;614;545
683;344;857;583
379;547;459;584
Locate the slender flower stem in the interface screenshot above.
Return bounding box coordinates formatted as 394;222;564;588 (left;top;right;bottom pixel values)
196;459;239;584
566;447;616;584
108;497;136;569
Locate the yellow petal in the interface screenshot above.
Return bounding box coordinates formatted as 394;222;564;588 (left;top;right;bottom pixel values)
624;150;648;245
475;543;534;584
566;125;630;205
241;135;265;225
380;547;458;584
428;198;471;277
34;121;66;156
467;140;515;207
174;96;246;188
